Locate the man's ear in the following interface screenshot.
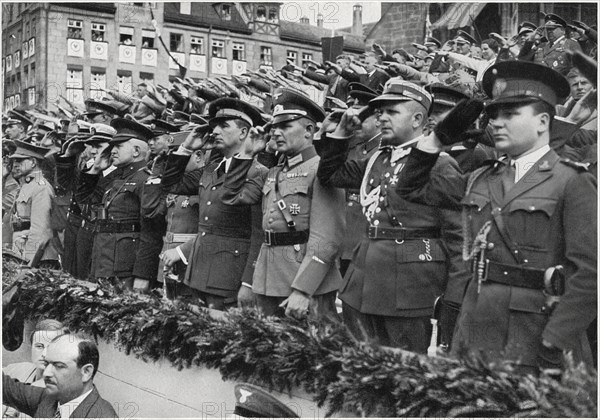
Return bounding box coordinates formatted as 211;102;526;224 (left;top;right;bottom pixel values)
536;111;551;135
412;111;425;129
80;364;94;382
304;122;315;138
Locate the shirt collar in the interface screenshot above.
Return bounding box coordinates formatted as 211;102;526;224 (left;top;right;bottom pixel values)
553;35;565;46
511;144;551;183
120;160;147;178
57;388;93;418
215;156;232;174
285;145;317;169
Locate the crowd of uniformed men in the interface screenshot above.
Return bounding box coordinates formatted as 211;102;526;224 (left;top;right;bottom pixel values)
2;13;597;373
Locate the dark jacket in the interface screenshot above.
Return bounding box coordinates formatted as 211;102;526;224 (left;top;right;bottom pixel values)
397;147;597;368
3;374;117;418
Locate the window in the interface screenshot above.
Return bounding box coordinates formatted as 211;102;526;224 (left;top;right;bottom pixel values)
287;50;297;65
302;53;313;63
260;46;272;66
180;2;191;15
232;42;245;61
25;21;29;38
23;67;28;88
66;68;83;102
268;8;278;22
16;73;21;93
142;30;155;48
221;4;231;20
211;39;224;58
117;71;133;95
91;23;106;42
256;6;266;20
31;18;36;37
170;33;183;52
89;70;106;99
30;63;35;85
120;27;134;45
191;36;203;54
139;72;154;85
67;19;82;39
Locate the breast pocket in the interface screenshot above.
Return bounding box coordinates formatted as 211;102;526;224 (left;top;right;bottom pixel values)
506;198;557;250
262;181;274;213
279;180;311;220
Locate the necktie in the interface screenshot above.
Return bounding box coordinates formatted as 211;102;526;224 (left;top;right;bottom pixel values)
502;160;516;194
54;406;61;418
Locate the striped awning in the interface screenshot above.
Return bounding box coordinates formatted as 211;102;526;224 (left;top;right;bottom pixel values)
430;3;487;30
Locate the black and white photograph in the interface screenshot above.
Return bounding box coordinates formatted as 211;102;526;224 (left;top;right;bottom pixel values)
1;1;597;418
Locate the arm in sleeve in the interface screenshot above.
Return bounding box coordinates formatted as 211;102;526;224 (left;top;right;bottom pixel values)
160;153;201;195
239;204;264;287
291;178;346;296
303;69;329;84
54;154;78;193
316;134;368;189
74;172;102;204
395;148;467;209
543;172;598;350
221;158;266;206
447;52;486;73
340;68;361;83
132;178;166;281
26;185;54;261
2;373;44;418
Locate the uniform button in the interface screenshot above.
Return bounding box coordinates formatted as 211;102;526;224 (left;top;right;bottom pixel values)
528;206;535;211
362;150;367;155
273;199;277;203
375;207;381;213
380;197;384;202
211;186;217;191
234;250;239;254
369;179;374;184
268;218;274;223
384;172;390;178
523;259;529;263
204;216;209;221
283;168;287;173
514;250;518;254
503;271;508;276
207;201;211;205
201;232;206;237
373;220;380;226
487;243;494;250
270;208;275;213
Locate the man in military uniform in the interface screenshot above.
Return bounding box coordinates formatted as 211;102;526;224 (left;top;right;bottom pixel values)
8;141;58;265
332;83;381;276
222;89;346;319
160;98;267;310
55;124;116;279
535;13;583;75
317;79;467;352
76;119;162;291
4;111;32;141
398;61;597;371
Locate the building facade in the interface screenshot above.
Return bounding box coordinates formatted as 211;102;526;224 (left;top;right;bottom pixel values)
2;2;365;110
365;3;597;54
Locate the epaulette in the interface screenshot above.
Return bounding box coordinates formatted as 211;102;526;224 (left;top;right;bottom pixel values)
37;179;46;186
24;176;33;184
560;158;590;171
145;176;162;185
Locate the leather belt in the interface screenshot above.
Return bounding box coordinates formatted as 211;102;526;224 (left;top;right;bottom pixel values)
476;260;545;290
367;225;441;240
67;212;95;229
164;232;197;243
95;221;140;234
197;223;251;239
11;221;31;232
264;230;309;246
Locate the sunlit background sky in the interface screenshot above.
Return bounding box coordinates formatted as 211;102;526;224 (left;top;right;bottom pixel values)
281;2;381;30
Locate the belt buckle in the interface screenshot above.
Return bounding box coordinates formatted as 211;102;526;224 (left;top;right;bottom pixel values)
481;258;490;282
276;200;286;211
264;230;272;246
368;225;377;239
395;222;404;245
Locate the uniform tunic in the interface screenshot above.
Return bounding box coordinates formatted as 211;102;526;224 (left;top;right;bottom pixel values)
317;136;468;317
398;147;597;368
534;36;583;75
77;160;163;280
161;153;267;301
342;133;381;261
222;146;346;299
10;171;57;263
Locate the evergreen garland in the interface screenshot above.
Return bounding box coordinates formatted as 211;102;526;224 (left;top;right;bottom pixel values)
2;264;597;417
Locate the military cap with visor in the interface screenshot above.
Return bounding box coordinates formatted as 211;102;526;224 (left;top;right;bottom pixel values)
455;30;477;46
9;140;51;160
425;37;442;49
425;83;469;108
347;83;378;107
544;13;567;28
369;78;433;113
109;118;154;144
6;109;33;127
271;88;326;125
84;123;116;145
207;97;264;128
482;60;569;111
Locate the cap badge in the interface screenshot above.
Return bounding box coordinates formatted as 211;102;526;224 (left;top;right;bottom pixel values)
273;104;284;114
239;389;252;403
492;78;508;97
